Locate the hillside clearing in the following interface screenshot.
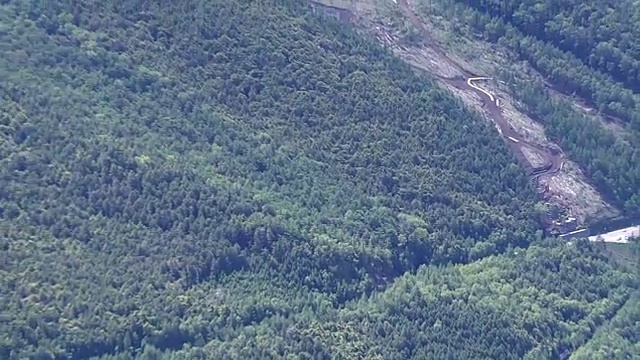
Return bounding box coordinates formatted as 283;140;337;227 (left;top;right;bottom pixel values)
340;0;621;224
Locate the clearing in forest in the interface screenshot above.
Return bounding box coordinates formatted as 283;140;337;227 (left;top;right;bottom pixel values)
316;0;621;227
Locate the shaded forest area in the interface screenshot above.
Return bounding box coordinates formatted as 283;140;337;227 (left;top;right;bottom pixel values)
161;241;638;359
0;0;637;359
461;0;640;97
436;0;640;216
571;292;640;359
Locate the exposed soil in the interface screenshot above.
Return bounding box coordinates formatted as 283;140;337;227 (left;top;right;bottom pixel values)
396;0;563;184
314;0;620;223
310;1;356;22
386;0;617;221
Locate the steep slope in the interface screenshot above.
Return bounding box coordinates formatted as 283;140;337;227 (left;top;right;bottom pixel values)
446;0;640;216
160;241;637;359
459;0;640;112
571;293;640;359
344;0;640;228
0;0;546;358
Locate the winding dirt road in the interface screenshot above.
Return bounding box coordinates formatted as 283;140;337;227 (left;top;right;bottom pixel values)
397;0;564;185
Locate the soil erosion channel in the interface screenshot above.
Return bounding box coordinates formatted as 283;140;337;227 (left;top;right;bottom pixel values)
398;0;564;185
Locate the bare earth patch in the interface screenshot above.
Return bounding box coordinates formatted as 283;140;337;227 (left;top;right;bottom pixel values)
394;46;463;78
520;146;547;169
348;0;620;224
538;161;618;221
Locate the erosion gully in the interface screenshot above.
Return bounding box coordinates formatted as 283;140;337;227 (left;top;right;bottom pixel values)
397;0;564;188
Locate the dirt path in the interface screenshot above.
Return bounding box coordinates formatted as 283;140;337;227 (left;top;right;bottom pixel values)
397;0;564;184
588;225;640;244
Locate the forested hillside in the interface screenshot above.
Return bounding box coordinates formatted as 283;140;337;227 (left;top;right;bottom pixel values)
111;241;637;359
0;0;636;359
437;0;640;215
571;293;640;359
464;0;640;96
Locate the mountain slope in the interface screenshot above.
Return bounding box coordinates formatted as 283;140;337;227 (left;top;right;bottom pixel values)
0;1;547;358
570;293;640;360
344;0;640;225
157;241;637;359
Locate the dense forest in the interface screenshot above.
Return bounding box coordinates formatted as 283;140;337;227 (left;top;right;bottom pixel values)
571;292;640;359
157;241;637;359
426;0;640;216
0;0;637;359
461;0;640;95
453;0;640;132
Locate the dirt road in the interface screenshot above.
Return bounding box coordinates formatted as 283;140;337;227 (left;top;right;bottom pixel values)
397;0;564;184
588;225;640;244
